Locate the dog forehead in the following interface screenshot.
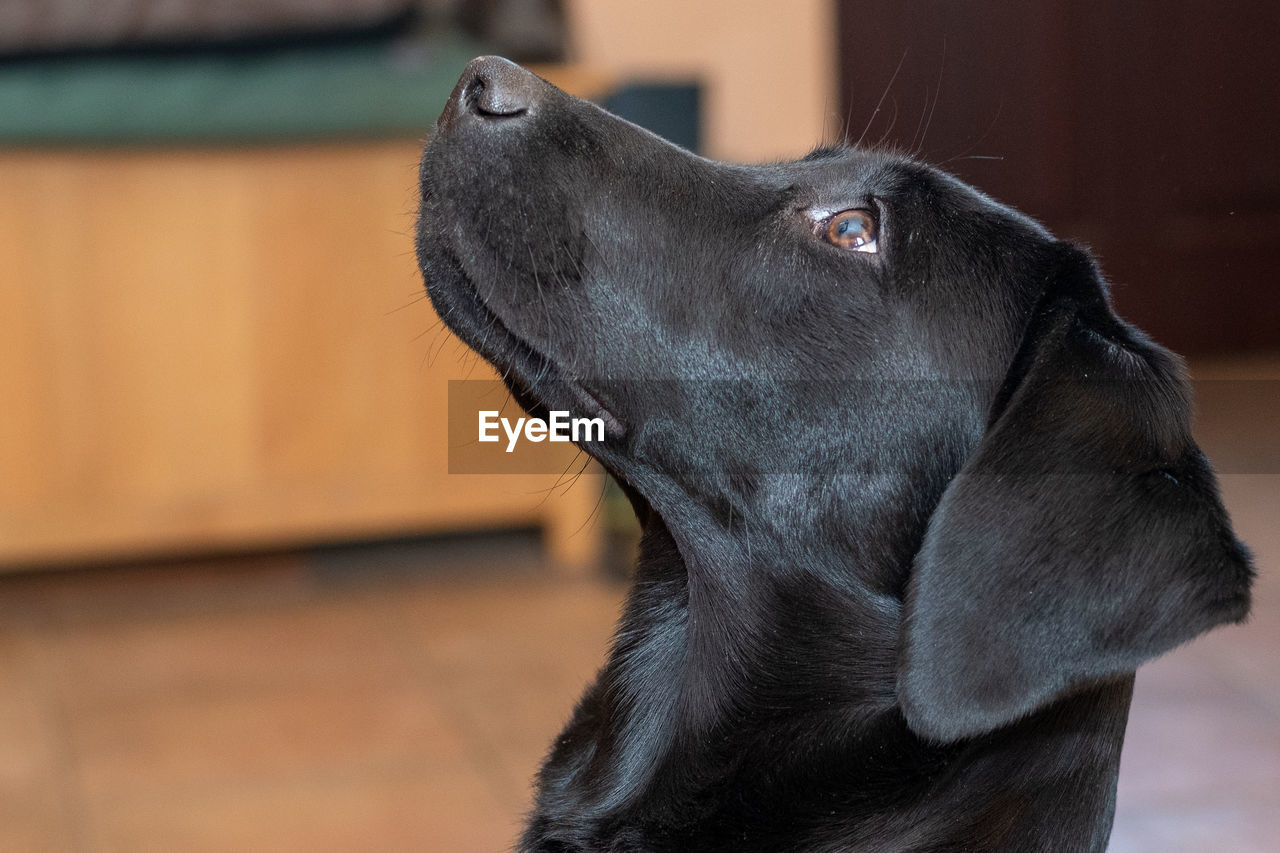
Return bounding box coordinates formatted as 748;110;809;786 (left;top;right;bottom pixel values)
747;149;934;208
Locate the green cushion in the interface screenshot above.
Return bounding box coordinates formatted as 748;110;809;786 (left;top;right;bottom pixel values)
0;36;482;144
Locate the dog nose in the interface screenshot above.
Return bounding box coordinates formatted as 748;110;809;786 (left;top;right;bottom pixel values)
436;56;543;133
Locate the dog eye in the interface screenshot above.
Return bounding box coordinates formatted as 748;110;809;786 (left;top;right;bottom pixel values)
822;209;878;253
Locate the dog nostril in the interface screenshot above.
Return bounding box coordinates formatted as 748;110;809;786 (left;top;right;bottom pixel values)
460;56;538;120
436;56;542;134
468;78;530;118
461;77;495;115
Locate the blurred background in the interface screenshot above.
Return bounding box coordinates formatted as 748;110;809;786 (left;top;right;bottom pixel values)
0;1;1276;850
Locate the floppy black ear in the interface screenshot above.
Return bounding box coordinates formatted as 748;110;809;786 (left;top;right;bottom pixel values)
898;246;1253;743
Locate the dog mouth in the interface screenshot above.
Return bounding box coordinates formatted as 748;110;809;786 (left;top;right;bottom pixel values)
417;56;628;448
423;240;626;444
488;313;628;444
565;377;625;439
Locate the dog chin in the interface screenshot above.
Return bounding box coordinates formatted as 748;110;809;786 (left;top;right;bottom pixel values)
418;236;627;451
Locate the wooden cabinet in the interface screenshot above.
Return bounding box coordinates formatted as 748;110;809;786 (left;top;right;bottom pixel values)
0;142;602;570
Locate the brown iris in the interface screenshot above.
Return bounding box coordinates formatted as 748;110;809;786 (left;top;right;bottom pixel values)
823;209;877;250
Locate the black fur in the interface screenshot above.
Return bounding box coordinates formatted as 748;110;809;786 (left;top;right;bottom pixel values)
415;57;1253;852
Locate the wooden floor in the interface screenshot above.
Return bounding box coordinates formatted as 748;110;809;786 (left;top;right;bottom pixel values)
1;370;1277;851
0;536;626;852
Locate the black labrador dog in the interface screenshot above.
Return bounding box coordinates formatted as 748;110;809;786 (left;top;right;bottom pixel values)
416;57;1253;852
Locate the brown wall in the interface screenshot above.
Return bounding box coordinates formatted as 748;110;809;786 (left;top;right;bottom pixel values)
565;0;837;161
838;0;1280;353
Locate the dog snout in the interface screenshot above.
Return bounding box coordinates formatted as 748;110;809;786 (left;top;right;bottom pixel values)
436;56;544;134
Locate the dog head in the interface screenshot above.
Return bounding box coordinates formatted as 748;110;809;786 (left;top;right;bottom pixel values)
417;57;1251;742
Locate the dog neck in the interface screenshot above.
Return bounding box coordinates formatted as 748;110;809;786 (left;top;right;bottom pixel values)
530;455;1136;850
560;471;926;815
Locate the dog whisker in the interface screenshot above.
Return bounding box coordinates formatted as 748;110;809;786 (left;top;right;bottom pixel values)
854;47;909;149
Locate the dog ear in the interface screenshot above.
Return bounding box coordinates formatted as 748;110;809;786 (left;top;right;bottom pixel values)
898;245;1253;743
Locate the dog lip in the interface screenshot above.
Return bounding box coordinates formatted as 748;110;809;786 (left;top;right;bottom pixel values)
426;242;627;441
565;378;626;439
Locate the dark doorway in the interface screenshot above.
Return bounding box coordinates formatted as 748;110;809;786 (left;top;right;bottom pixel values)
837;1;1280;353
